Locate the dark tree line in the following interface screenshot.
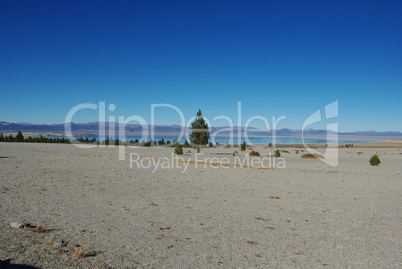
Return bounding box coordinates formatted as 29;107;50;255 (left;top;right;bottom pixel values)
0;131;71;144
0;131;192;147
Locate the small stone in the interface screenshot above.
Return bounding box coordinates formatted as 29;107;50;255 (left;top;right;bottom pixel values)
10;222;24;228
54;240;69;248
85;250;97;257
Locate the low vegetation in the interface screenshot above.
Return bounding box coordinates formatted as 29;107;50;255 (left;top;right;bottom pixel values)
73;247;88;259
301;153;324;159
249;150;260;156
32;223;45;233
369;154;381;166
174;144;183;155
240;141;246;151
273;149;281;157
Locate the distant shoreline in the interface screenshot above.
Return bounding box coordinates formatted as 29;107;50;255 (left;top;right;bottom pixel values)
1;131;401;141
2;130;402;148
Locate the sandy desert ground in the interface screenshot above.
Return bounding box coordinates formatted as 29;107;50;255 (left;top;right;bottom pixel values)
0;142;401;268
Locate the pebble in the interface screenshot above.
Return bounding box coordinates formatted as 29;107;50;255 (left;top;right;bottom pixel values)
10;222;24;228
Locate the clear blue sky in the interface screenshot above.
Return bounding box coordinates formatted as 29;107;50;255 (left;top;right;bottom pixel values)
0;0;401;132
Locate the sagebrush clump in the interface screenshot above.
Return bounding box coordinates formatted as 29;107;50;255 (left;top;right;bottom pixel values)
73;247;87;259
174;144;183;155
301;153;324;159
369;154;381;166
273;149;281;157
249;150;260;156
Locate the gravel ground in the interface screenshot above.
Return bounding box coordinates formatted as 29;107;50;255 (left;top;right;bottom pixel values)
0;143;401;268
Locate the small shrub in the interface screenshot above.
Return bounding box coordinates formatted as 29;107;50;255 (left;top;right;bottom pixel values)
233;150;239;156
301;153;324;159
209;142;213;148
273;149;281;157
369;154;381;166
44;235;54;246
73;247;87;259
174;144;183;155
31;223;46;233
240;141;246;151
249;150;260;156
295;150;299;154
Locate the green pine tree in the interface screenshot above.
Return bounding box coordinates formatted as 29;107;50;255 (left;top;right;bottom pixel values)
240;141;246;151
16;131;24;142
190;109;210;151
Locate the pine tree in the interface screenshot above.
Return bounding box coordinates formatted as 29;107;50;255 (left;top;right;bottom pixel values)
240;141;246;151
190;109;210;152
16;131;24;142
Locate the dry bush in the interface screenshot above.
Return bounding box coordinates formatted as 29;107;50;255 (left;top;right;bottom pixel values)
280;150;290;153
249;150;260;156
301;153;324;159
73;247;87;259
31;223;46;233
44;235;54;246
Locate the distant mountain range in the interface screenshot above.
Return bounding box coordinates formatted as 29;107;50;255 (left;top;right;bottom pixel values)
0;121;401;138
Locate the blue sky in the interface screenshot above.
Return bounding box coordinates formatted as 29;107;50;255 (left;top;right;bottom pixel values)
0;0;401;132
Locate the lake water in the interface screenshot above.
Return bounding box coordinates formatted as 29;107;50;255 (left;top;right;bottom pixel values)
50;134;382;145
